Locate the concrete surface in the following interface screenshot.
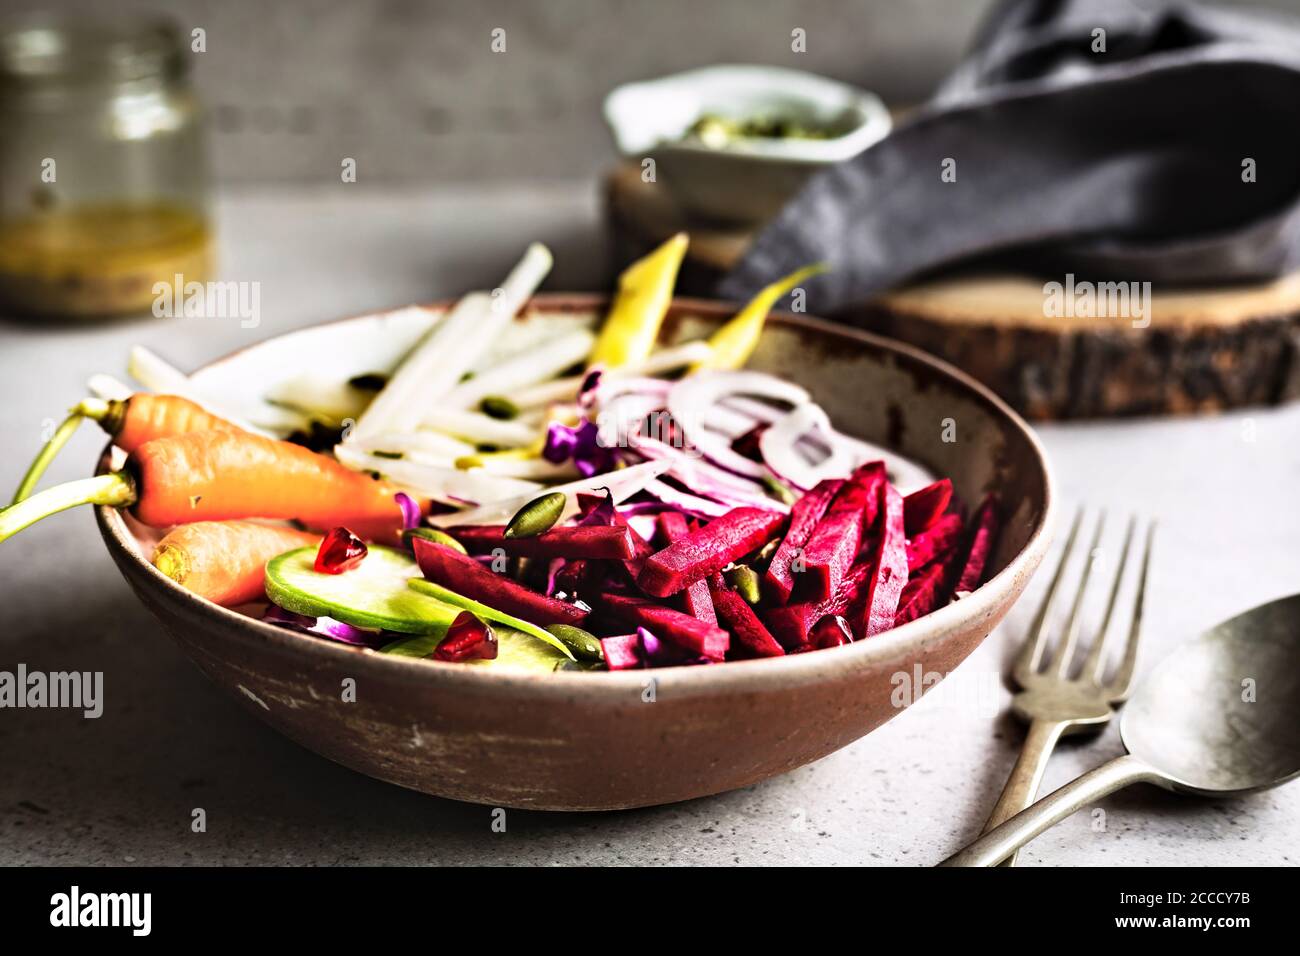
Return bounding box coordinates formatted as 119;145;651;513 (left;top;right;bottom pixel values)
1;186;1298;865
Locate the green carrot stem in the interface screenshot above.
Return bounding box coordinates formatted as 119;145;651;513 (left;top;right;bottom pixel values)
11;398;117;505
0;472;135;544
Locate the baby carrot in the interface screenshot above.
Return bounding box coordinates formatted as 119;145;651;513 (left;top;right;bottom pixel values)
12;393;240;504
153;521;320;607
0;429;422;544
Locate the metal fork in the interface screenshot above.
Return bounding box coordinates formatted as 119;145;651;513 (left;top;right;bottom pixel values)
979;507;1154;866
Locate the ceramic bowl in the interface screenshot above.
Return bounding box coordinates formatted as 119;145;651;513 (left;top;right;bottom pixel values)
604;64;891;223
97;295;1054;811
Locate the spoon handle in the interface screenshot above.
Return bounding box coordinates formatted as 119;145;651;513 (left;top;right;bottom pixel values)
939;754;1164;867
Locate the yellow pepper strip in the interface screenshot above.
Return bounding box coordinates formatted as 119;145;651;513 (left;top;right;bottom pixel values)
694;263;828;372
589;232;689;368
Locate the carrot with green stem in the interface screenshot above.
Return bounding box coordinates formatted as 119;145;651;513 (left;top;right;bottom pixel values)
11;393;241;504
0;429;422;545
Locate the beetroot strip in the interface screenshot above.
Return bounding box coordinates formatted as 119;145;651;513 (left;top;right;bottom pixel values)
598;593;730;659
902;478;953;536
798;463;884;602
763;478;842;606
905;512;964;570
637;507;786;598
656;512;718;625
708;576;785;658
857;482;909;638
894;561;950;626
764;560;872;648
413;538;588;627
450;524;636;560
952;494;1001;598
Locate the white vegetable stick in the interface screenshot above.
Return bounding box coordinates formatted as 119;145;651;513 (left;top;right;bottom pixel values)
510;340;715;409
333;444;541;504
350;429;476;461
459;457;578;480
441;329;595;409
422;409;539;447
437;459;672;527
126;346;287;436
265;375;372;423
347;243;553;442
87;374;133;401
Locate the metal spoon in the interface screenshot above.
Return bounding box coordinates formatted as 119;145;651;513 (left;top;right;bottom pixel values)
941;593;1300;866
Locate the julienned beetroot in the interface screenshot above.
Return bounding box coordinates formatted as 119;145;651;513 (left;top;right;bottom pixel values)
413;537;588;627
857;483;909;637
798;463;884;602
449;524;636;560
410;462;998;669
314;526;368;574
708;576;784;658
902;479;953;536
810;614;854;649
953;494;1001;596
765;560;872;648
601;633;642;670
656;511;717;625
906;512;963;570
894;561;950;626
598;592;730;660
637;507;786;598
763;478;841;606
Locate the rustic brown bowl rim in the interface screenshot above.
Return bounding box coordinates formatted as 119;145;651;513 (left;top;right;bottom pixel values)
96;294;1055;701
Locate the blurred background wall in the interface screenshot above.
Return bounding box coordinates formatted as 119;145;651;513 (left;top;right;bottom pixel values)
2;0;1295;187
3;0;990;185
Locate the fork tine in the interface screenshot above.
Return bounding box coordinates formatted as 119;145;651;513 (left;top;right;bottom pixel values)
1051;512;1106;677
1107;521;1155;700
1080;516;1136;684
1013;505;1084;683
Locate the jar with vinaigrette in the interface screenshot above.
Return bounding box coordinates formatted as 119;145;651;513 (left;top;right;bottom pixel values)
0;16;213;319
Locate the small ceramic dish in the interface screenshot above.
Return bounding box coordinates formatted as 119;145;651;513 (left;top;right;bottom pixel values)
97;296;1054;811
604;64;891;224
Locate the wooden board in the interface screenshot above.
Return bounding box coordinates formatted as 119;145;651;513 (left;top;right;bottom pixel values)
605;161;1300;419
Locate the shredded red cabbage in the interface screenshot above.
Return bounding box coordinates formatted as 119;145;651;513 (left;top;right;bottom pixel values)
395;492;421;530
262;605;379;647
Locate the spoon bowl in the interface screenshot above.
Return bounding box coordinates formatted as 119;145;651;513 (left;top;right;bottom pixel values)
1121;593;1300;795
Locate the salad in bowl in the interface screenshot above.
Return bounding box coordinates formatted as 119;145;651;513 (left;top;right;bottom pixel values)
2;236;1000;675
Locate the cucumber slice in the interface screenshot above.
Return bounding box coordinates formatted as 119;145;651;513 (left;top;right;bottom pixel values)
266;546;458;634
264;546;574;672
381;626;569;672
407;578;573;659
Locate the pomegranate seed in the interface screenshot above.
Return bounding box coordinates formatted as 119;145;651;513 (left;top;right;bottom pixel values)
789;642;815;654
313;527;368;574
810;614;855;649
433;612;498;663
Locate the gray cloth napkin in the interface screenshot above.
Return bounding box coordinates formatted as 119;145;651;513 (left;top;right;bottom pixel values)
718;0;1300;313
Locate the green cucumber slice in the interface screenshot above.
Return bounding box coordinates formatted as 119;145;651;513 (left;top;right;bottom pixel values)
264;546;573;672
266;546;458;634
381;626;569;672
407;578;573;659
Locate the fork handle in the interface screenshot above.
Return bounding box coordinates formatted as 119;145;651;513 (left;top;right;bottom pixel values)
939;754;1163;867
981;718;1068;866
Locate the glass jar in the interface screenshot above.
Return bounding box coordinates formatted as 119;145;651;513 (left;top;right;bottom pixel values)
0;15;213;319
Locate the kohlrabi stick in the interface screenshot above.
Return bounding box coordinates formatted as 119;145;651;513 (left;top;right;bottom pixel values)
347;243;553;442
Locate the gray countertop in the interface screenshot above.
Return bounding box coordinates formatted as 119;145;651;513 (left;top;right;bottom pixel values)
2;187;1297;866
